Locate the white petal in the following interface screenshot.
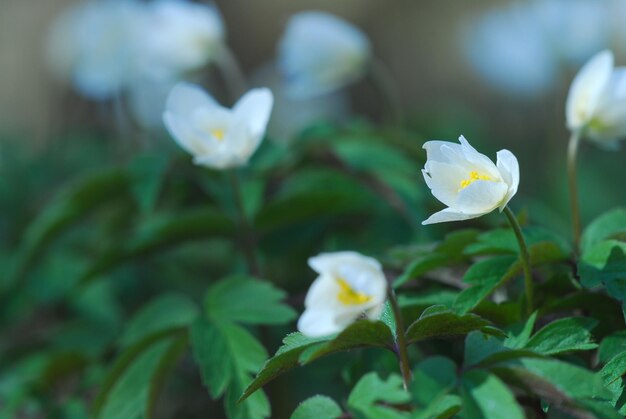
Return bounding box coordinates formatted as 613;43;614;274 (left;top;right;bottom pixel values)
297;309;344;337
421;163;467;208
566;50;613;130
365;302;385;321
422;208;483;225
233;87;274;137
308;252;381;277
456;179;508;214
163;110;212;157
303;275;341;309
457;136;501;178
165;82;218;117
496;149;520;210
423;140;464;165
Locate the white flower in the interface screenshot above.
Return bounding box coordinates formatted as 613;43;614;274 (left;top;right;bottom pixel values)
163;83;273;169
135;0;225;79
47;0;141;99
566;50;626;145
297;252;387;338
278;11;371;99
421;136;519;225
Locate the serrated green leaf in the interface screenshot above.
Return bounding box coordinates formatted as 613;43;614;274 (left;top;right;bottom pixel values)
600;332;626;364
406;307;500;344
465;227;570;257
394;230;478;287
299;320;395;364
411;356;457;406
524;317;598;355
582;208;626;252
600;351;626;405
204;276;296;325
347;372;411;419
464;332;507;367
461;370;524;419
414;394;461;419
121;293;198;348
504;311;538;349
128;152;169;214
579;241;626;315
190;320;232;398
291;395;343;419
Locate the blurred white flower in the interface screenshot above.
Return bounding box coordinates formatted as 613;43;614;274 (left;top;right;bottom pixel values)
422;136;519;224
566;50;626;145
135;0;225;80
278;11;371;99
47;0;141;100
163;83;273;169
297;252;387;338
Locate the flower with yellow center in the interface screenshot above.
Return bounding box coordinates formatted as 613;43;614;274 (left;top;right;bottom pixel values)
422;136;519;224
297;251;387;337
163;82;273;169
566;50;626;146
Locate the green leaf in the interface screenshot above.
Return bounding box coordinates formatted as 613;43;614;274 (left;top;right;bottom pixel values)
398;289;458;310
465;227;570;257
524;317;598;355
582;208;626;252
299;320;395;364
204;275;297;325
406;306;501;344
96;335;184;419
453;256;517;314
600;332;626;364
504;311;538;349
464;332;507;367
461;370;525;419
240;333;328;402
291;395;343;419
121;293;199;348
9;169;131;288
128;152;169;214
394;230;479;287
190;319;270;419
80;207;235;284
411;356;457;406
579;241;626;304
600;351;626;404
414;395;461;419
347;372;411;419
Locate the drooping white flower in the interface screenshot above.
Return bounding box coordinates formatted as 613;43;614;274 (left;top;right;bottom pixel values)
297;252;387;338
421;136;519;225
566;50;626;145
163;83;273;169
46;0;141;99
134;0;225;80
278;11;371;99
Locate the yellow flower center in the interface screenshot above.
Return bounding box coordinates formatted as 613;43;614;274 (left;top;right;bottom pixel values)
211;129;225;141
336;278;372;306
459;171;493;190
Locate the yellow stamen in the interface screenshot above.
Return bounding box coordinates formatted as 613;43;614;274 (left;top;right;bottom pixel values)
459;171;492;190
336;278;372;305
211;129;225;141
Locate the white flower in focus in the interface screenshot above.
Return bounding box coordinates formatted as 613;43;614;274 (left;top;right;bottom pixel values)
421;136;519;225
278;11;371;99
135;0;225;79
163;83;273;169
298;252;387;338
46;0;141;100
566;50;626;145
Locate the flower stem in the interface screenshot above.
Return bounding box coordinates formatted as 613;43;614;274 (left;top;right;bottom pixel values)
229;171;261;277
567;132;582;254
387;285;412;390
368;58;404;125
216;45;247;103
503;206;534;316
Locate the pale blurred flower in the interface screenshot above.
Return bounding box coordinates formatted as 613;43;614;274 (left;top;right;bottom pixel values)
47;0;141;100
422;136;519;224
135;0;225;80
297;252;387;338
163;83;273;169
566;50;626;145
278;11;371;99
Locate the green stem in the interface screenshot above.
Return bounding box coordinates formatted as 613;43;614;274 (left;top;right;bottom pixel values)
387;285;411;390
216;45;247;103
368;58;404;125
567;132;582;254
503;206;534;316
229;171;261;277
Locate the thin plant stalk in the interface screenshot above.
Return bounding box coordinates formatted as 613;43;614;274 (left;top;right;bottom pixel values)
503;206;534;316
368;58;404;125
567;132;582;253
229;171;261;276
216;45;247;102
387;285;412;390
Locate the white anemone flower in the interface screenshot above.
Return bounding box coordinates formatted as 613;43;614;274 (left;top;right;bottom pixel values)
297;252;387;338
135;0;225;79
47;0;141;100
421;136;520;225
278;11;371;99
163;83;273;169
566;50;626;145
